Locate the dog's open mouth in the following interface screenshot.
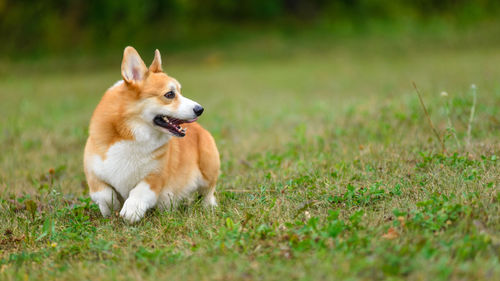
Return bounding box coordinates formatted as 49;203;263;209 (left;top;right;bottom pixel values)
153;115;197;137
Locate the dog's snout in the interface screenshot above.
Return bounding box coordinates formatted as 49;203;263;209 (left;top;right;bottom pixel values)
193;105;204;116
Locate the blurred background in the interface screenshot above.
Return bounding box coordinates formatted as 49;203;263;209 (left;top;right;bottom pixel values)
1;0;500;58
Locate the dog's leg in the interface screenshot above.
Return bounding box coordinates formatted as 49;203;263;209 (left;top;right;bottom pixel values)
197;175;217;208
201;186;217;208
120;180;159;223
88;174;121;217
157;190;177;211
198;130;220;209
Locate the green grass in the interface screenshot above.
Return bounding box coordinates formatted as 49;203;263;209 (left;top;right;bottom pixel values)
0;33;499;280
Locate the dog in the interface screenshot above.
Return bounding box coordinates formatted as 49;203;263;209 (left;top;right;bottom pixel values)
84;46;220;223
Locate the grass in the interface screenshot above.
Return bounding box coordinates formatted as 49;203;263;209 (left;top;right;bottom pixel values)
0;32;499;280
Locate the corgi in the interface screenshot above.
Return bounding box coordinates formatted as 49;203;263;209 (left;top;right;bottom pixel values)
84;46;220;223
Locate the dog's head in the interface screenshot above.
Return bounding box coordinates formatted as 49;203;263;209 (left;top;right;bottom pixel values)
120;46;203;137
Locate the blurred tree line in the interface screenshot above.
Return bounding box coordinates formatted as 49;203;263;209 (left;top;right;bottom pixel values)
0;0;499;55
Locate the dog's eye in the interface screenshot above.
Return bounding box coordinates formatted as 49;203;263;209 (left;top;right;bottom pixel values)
164;91;175;99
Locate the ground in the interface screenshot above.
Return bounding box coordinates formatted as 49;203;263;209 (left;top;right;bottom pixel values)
0;31;499;280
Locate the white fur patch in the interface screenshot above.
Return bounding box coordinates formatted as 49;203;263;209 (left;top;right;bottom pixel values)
177;95;200;119
203;193;217;208
91;123;169;199
90;188;121;217
120;182;158;223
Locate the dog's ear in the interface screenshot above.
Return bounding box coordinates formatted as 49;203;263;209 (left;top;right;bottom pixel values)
121;46;148;84
149;49;162;73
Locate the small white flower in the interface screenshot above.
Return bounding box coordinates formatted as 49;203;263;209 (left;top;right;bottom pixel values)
304;211;311;220
440;91;448;97
471;84;477;90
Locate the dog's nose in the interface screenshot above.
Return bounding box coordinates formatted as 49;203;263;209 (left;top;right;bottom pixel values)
193;105;204;116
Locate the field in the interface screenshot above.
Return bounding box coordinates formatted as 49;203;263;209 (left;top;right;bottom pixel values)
0;31;499;280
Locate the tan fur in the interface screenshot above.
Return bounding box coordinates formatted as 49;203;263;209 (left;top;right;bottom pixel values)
143;122;219;194
83;47;220;222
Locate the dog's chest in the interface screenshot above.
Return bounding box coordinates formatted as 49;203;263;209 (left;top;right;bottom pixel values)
91;139;165;198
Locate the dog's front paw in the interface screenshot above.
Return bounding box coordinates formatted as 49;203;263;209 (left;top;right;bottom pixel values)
120;198;147;223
